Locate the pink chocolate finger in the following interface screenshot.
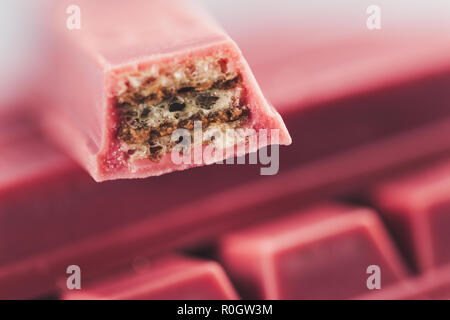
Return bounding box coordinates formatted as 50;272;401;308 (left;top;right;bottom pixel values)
45;0;291;181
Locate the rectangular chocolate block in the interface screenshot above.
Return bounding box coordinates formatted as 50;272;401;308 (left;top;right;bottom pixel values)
64;255;238;300
370;158;450;272
4;0;450;299
45;0;290;181
6;57;450;299
219;203;408;299
3;116;448;299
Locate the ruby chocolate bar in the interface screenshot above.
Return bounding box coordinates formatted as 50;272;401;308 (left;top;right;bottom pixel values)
64;255;239;300
46;0;291;181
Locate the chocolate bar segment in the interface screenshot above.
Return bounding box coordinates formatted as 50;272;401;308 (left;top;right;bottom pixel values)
46;0;291;181
219;204;408;299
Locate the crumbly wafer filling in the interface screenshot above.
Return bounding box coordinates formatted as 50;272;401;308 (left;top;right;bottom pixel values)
115;56;250;162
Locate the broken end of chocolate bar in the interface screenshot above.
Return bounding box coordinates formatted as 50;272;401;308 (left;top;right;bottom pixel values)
114;55;252;163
